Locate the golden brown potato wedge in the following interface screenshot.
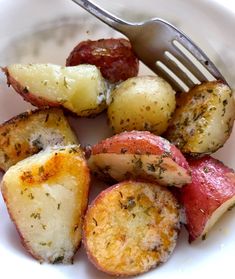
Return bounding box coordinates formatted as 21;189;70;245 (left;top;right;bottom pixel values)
4;64;107;117
83;180;180;276
1;145;90;263
107;76;176;135
0;108;78;171
165;81;235;156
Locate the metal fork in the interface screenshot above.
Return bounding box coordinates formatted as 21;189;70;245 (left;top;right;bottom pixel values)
71;0;227;91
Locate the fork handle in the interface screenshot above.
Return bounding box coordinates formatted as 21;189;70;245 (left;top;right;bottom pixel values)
71;0;132;34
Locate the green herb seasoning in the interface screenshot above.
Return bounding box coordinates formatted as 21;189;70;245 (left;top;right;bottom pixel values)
30;212;41;219
63;77;69;88
53;256;64;264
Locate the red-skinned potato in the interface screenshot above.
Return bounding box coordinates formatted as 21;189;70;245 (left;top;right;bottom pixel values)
179;155;235;242
87;131;191;187
83;180;180;276
1;145;90;263
66;38;139;83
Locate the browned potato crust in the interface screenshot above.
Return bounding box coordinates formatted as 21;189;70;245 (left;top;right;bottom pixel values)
83;181;180;276
0;108;78;171
1;145;90;263
165;81;235;156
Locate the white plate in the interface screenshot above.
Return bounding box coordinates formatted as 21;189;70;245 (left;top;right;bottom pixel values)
0;1;235;278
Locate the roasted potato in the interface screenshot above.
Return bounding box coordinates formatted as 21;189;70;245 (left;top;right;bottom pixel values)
4;64;107;117
165;81;235;156
107;76;176;135
179;156;235;242
66;38;139;83
0;108;78;171
88;131;191;187
83;180;180;276
1;145;90;263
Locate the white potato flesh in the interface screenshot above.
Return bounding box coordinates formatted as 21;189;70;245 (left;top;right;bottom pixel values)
88;153;191;187
201;195;235;240
165;81;235;155
1;145;90;263
107;76;176;135
7;64;107;116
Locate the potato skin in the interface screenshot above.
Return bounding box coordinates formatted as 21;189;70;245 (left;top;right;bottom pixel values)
165;81;235;156
4;64;107;117
180;156;235;242
88;131;191;187
0;108;78;171
107;76;176;135
4;67;60;107
92;131;189;169
1;145;90;263
66;38;139;83
83;180;180;276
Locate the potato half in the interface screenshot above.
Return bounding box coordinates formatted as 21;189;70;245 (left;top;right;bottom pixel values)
107;76;176;135
4;64;107;117
88;131;191;187
165;81;235;156
83;180;180;276
1;145;90;263
0;108;78;171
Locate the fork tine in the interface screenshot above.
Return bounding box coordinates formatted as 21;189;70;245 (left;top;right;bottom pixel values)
175;36;226;82
154;61;189;92
137;58;187;92
167;40;211;83
134;49;194;92
160;53;198;88
155;19;226;83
